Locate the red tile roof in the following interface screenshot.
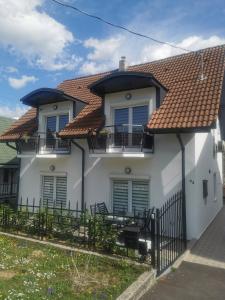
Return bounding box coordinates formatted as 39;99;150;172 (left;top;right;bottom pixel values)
0;108;37;141
0;45;225;141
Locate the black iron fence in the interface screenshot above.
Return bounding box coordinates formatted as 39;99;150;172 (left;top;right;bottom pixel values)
152;191;186;275
0;191;186;273
0;199;155;263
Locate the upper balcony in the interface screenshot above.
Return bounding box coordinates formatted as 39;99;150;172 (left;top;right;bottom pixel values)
87;125;154;158
17;133;71;157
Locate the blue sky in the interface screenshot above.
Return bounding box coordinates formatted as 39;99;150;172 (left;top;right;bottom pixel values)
0;0;225;118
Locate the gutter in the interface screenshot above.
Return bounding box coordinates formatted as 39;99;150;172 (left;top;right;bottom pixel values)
176;133;187;248
71;140;85;211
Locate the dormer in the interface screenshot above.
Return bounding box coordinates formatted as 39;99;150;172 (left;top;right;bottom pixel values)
87;58;167;157
19;88;87;157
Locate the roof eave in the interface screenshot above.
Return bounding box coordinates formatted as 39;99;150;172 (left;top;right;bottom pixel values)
20;88;88;107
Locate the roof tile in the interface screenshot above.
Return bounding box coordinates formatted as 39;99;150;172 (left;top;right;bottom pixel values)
0;45;225;140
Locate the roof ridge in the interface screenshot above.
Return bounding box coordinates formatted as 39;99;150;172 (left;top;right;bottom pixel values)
59;44;225;85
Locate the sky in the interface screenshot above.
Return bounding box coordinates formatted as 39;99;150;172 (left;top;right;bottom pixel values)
0;0;225;119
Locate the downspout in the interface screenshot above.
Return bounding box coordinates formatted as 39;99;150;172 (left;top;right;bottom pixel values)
176;133;187;248
71;140;85;211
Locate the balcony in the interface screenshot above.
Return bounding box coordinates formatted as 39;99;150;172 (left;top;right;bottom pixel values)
17;134;71;157
0;183;17;200
88;125;154;157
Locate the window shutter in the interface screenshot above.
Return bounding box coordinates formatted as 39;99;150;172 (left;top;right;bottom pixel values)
114;108;129;126
132;105;148;126
132;181;149;212
46;116;57;133
42;176;54;206
59;114;69;131
56;176;67;208
113;180;128;214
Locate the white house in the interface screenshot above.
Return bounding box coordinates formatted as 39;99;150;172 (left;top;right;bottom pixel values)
1;45;225;240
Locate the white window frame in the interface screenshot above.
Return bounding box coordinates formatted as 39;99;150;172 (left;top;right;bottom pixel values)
113;104;149;134
111;177;150;214
40;174;68;207
45;113;69;134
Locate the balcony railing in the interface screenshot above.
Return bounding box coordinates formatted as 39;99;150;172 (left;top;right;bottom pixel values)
0;183;17;198
17;134;71;155
88;125;154;154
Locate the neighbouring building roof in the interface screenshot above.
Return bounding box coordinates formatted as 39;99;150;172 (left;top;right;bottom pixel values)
0;116;20;166
0;45;225;141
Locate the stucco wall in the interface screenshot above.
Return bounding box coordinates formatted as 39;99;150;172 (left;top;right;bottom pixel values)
104;87;156;126
19;127;223;240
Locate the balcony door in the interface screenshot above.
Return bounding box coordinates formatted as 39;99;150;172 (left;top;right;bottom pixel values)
45;114;69;150
46;116;57;148
114;105;148;147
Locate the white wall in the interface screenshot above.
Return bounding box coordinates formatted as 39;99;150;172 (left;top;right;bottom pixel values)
190;125;223;239
18;89;223;241
18;126;223;240
104;87;156;126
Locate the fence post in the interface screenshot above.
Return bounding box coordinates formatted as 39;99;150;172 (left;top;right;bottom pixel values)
46;198;49;237
150;212;156;268
32;198;35;214
156;208;160;275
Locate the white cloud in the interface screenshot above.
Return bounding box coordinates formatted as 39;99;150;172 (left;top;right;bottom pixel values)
0;0;80;71
8;75;38;89
0;105;27;119
5;66;18;73
141;35;225;62
80;35;225;75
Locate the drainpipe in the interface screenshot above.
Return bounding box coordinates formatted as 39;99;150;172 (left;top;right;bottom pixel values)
71;140;85;211
176;133;187;248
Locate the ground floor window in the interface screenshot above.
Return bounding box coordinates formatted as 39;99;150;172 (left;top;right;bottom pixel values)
112;179;149;214
41;175;67;208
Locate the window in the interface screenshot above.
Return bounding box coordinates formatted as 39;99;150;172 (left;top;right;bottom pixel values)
3;169;9;183
46;114;69;149
114;105;148;129
46;114;69;134
46;116;57;133
112;179;149;214
59;114;69;131
41;175;67;208
114;106;148;146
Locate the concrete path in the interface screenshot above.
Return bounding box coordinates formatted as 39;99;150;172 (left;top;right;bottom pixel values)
141;207;225;300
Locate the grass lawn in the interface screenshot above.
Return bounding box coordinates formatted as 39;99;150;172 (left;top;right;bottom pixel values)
0;235;147;300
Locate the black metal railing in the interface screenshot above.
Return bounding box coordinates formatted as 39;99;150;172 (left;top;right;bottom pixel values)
0;183;17;197
152;191;186;275
0;191;186;273
88;125;154;153
0;198;155;264
17;134;71;155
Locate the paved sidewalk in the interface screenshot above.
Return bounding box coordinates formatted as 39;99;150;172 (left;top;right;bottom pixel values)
185;206;225;269
141;207;225;300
